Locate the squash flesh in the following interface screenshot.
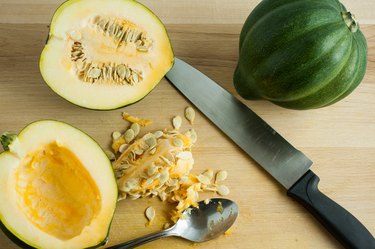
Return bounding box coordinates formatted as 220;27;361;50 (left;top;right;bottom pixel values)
15;142;101;241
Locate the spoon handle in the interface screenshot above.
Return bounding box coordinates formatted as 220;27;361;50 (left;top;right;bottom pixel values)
106;227;177;249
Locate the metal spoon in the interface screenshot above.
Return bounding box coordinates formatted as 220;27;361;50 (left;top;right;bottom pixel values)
107;198;239;249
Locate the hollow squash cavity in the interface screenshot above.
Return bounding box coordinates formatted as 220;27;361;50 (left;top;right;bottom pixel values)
68;16;152;85
15;142;101;240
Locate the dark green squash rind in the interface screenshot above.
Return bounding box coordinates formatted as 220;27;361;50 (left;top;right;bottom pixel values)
322;28;368;106
234;0;367;109
0;133;17;151
273;29;367;109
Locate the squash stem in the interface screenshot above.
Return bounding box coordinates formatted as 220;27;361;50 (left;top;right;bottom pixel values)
341;11;359;33
0;132;17;151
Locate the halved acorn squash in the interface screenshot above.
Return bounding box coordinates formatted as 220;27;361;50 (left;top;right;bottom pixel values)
40;0;174;110
0;120;117;249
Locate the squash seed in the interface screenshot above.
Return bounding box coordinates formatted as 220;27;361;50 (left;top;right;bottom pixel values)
158;169;169;184
145;206;156;222
217;201;224;213
216;170;228;182
201;185;217;192
142;178;154;188
160;156;174;166
105;150;116;161
172;116;182;130
153;130;164;138
88;67;101;78
217;185;230;196
134;148;144;156
130;123;141;137
185;107;195;124
124;129;135;143
116;64;127;80
142;133;155;140
145;136;157;148
131;73;140;85
173;138;183;147
165;152;175;162
125;67;131;81
117;162;130;171
185;129;197;143
197;174;211;185
118;143;128;154
203;169;214;180
112;131;122;140
115;169;125;178
167;130;178;135
147;163;157;176
149;147;157;155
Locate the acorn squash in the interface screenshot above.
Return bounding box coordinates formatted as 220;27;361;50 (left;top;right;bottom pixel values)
0;120;117;249
233;0;367;109
40;0;174;110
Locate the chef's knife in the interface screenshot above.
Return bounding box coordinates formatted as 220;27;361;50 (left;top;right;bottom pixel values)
165;58;375;249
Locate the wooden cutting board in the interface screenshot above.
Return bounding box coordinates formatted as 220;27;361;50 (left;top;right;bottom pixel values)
0;1;374;249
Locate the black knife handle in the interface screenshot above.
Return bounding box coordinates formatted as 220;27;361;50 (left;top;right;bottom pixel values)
287;170;375;249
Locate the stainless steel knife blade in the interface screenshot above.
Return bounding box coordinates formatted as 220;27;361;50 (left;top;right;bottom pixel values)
166;58;312;190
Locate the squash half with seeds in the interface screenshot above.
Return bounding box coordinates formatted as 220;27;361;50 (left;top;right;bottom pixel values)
40;0;174;110
0;120;117;248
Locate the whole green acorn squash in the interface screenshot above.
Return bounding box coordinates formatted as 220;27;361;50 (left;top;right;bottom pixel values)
233;0;367;109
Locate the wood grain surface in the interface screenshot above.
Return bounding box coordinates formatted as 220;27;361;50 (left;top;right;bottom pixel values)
0;0;374;24
0;1;374;249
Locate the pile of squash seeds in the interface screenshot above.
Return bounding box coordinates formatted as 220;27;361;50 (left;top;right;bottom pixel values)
108;107;230;224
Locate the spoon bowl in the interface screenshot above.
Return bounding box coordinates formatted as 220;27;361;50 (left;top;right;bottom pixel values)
174;198;238;242
107;198;239;248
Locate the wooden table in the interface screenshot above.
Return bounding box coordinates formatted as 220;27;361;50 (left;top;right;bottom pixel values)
0;1;374;248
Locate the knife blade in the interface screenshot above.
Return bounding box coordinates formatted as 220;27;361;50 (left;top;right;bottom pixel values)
166;58;375;249
167;58;312;189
